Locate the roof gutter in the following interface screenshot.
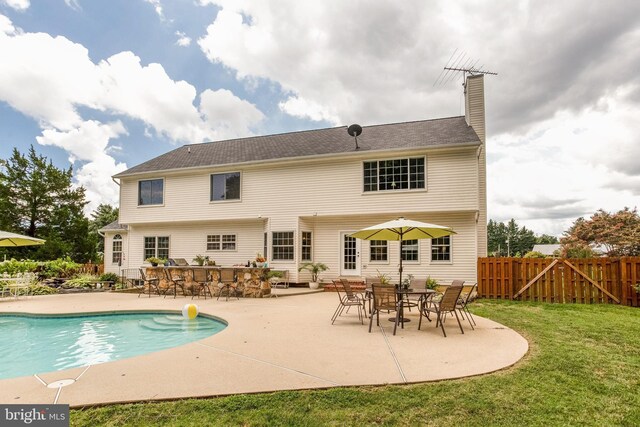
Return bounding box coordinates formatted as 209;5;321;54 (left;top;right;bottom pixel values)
113;140;481;179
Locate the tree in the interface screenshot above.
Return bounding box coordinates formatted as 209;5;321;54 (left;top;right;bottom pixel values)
0;146;92;261
536;234;559;244
89;204;119;256
488;218;537;257
561;208;640;256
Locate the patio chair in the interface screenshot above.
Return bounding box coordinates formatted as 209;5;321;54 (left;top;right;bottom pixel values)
368;284;402;335
191;268;213;299
138;268;162;298
364;277;380;314
400;278;427;313
456;283;478;329
163;268;186;298
418;283;464;337
217;268;239;301
331;279;365;325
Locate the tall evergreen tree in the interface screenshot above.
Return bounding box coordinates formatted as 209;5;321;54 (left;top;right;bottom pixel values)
0;146;92;261
487;218;537;256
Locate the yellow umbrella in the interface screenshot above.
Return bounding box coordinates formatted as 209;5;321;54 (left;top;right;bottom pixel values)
0;230;46;247
350;217;456;284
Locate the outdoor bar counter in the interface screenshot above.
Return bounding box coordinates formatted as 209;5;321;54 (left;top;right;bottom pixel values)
144;266;272;298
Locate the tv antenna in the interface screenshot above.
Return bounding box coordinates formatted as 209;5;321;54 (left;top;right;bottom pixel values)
347;124;362;150
433;49;497;87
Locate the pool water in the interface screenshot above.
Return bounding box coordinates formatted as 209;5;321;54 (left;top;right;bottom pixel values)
0;312;226;380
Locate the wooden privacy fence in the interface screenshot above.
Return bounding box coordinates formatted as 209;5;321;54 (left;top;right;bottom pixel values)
77;262;104;275
478;257;640;306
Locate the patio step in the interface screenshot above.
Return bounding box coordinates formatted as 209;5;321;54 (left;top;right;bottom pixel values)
138;316;220;332
323;282;366;292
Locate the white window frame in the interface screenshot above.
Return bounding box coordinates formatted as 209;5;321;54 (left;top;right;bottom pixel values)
301;231;312;262
272;231;294;261
137;178;165;206
143;236;170;261
369;240;389;263
401;239;420;264
210;171;242;203
112;234;123;264
206;234;237;251
362;156;426;193
430;235;452;263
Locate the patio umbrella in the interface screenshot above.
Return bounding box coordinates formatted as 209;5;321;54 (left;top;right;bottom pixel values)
349;217;456;284
0;230;46;247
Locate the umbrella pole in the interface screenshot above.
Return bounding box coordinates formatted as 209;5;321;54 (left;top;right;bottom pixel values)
399;237;403;286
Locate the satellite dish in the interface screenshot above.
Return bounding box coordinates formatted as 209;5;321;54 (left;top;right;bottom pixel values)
347;124;362;137
347;124;362;149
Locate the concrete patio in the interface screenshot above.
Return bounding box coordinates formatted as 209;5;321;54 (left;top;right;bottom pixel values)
0;291;528;408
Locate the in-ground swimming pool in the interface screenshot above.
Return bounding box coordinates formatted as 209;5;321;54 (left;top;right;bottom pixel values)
0;312;226;380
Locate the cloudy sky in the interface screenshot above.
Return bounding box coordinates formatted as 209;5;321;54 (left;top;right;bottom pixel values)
1;0;639;236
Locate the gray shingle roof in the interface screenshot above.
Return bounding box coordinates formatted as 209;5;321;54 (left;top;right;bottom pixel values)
99;220;128;232
114;116;480;178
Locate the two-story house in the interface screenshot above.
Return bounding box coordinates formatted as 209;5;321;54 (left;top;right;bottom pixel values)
102;74;487;284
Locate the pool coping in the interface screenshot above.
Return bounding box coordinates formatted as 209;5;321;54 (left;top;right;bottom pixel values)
0;292;529;408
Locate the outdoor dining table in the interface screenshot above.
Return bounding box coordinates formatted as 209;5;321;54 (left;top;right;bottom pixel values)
365;287;436;325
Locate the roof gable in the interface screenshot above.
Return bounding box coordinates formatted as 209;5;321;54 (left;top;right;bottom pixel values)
115;116;480;178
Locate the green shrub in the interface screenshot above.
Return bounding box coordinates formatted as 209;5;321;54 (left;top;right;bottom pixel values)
98;272;119;283
42;257;81;278
524;251;548;258
29;285;59;295
0;259;40;276
64;274;97;288
425;277;439;290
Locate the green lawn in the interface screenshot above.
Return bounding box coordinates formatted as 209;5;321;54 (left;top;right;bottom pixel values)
71;301;640;426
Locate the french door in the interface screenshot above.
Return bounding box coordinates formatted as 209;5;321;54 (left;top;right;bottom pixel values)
340;232;361;276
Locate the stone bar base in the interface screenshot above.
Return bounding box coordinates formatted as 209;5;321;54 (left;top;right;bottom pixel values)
144;266;272;298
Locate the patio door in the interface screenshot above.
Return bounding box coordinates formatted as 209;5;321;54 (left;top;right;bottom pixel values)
340;232;361;276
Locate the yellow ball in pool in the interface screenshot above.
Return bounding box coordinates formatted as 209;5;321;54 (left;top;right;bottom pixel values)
182;304;199;319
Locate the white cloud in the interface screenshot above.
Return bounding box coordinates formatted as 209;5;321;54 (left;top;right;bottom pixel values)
2;0;29;11
64;0;81;11
197;0;640;235
199;88;264;140
0;14;265;211
175;31;191;47
144;0;164;20
487;87;640;236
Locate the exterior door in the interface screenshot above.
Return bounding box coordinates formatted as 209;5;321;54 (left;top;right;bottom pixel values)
340;232;361;276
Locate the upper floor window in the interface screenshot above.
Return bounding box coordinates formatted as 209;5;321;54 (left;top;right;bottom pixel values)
207;234;236;251
401;239;419;262
370;240;388;262
138;179;164;205
301;231;312;261
211;172;241;201
363;157;425;192
112;234;123;264
431;236;451;261
272;231;294;261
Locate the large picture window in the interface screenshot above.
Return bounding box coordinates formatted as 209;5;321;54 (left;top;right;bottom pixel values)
144;236;169;261
207;234;236;251
112;234;123;264
431;236;451;261
210;172;241;201
401;239;419;262
272;231;294;261
138;179;164;205
301;231;312;261
363;157;425;192
369;240;388;262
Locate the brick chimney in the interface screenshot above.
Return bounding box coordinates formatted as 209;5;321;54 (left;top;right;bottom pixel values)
464;74;485;144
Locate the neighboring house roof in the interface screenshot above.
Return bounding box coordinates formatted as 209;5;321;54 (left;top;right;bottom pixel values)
532;244;561;255
99;220;128;233
114;116;481;178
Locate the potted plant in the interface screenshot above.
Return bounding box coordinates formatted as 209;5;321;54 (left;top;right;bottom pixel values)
193;255;208;266
145;257;165;267
298;262;328;289
375;270;391;286
255;253;266;268
425;276;439;290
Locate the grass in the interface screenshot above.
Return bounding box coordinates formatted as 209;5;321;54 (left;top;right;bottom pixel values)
71;301;640;426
